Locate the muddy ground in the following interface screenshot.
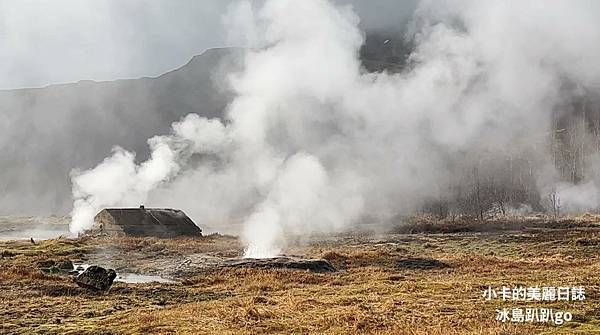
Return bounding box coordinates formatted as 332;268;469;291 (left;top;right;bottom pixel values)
1;216;599;334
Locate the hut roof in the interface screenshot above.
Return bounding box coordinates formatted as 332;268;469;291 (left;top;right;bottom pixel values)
93;207;202;237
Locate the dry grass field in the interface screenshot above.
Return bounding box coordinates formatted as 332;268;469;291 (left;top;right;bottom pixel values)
1;216;600;334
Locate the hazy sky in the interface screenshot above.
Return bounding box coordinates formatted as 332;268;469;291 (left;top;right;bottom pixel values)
0;0;417;90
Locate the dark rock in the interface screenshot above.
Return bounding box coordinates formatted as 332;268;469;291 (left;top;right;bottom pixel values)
1;250;16;258
75;266;117;291
37;259;56;268
387;275;405;282
575;238;600;246
41;266;60;274
225;257;336;273
57;260;74;270
39;259;75;275
396;257;450;270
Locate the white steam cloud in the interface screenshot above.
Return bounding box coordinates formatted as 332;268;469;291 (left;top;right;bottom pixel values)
71;0;600;257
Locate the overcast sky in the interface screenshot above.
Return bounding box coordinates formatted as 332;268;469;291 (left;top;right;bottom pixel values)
0;0;417;90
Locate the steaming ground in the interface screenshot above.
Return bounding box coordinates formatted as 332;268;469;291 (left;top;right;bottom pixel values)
0;216;69;241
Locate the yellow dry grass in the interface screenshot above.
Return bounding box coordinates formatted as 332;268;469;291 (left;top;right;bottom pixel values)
0;218;599;334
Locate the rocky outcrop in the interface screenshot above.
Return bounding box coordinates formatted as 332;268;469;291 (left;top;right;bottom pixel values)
75;265;117;291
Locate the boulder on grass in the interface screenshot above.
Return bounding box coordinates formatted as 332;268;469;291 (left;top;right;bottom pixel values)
75;266;117;291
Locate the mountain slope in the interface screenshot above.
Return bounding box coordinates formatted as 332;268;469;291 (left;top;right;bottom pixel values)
0;35;410;215
0;48;242;214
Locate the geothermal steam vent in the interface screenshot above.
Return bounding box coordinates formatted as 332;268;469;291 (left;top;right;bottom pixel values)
88;205;202;237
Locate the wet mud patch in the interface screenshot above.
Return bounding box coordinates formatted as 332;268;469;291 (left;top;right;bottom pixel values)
395;257;450;270
575;238;600;246
223;257;336;273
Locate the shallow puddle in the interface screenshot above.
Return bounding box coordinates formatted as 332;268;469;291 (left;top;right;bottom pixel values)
115;273;175;283
73;263;175;284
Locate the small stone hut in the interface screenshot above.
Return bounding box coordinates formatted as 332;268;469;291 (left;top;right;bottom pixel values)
89;206;202;237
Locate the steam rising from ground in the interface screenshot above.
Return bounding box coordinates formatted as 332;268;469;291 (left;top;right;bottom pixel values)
71;0;600;257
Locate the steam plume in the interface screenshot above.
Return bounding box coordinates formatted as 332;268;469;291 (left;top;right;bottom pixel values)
71;0;600;256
